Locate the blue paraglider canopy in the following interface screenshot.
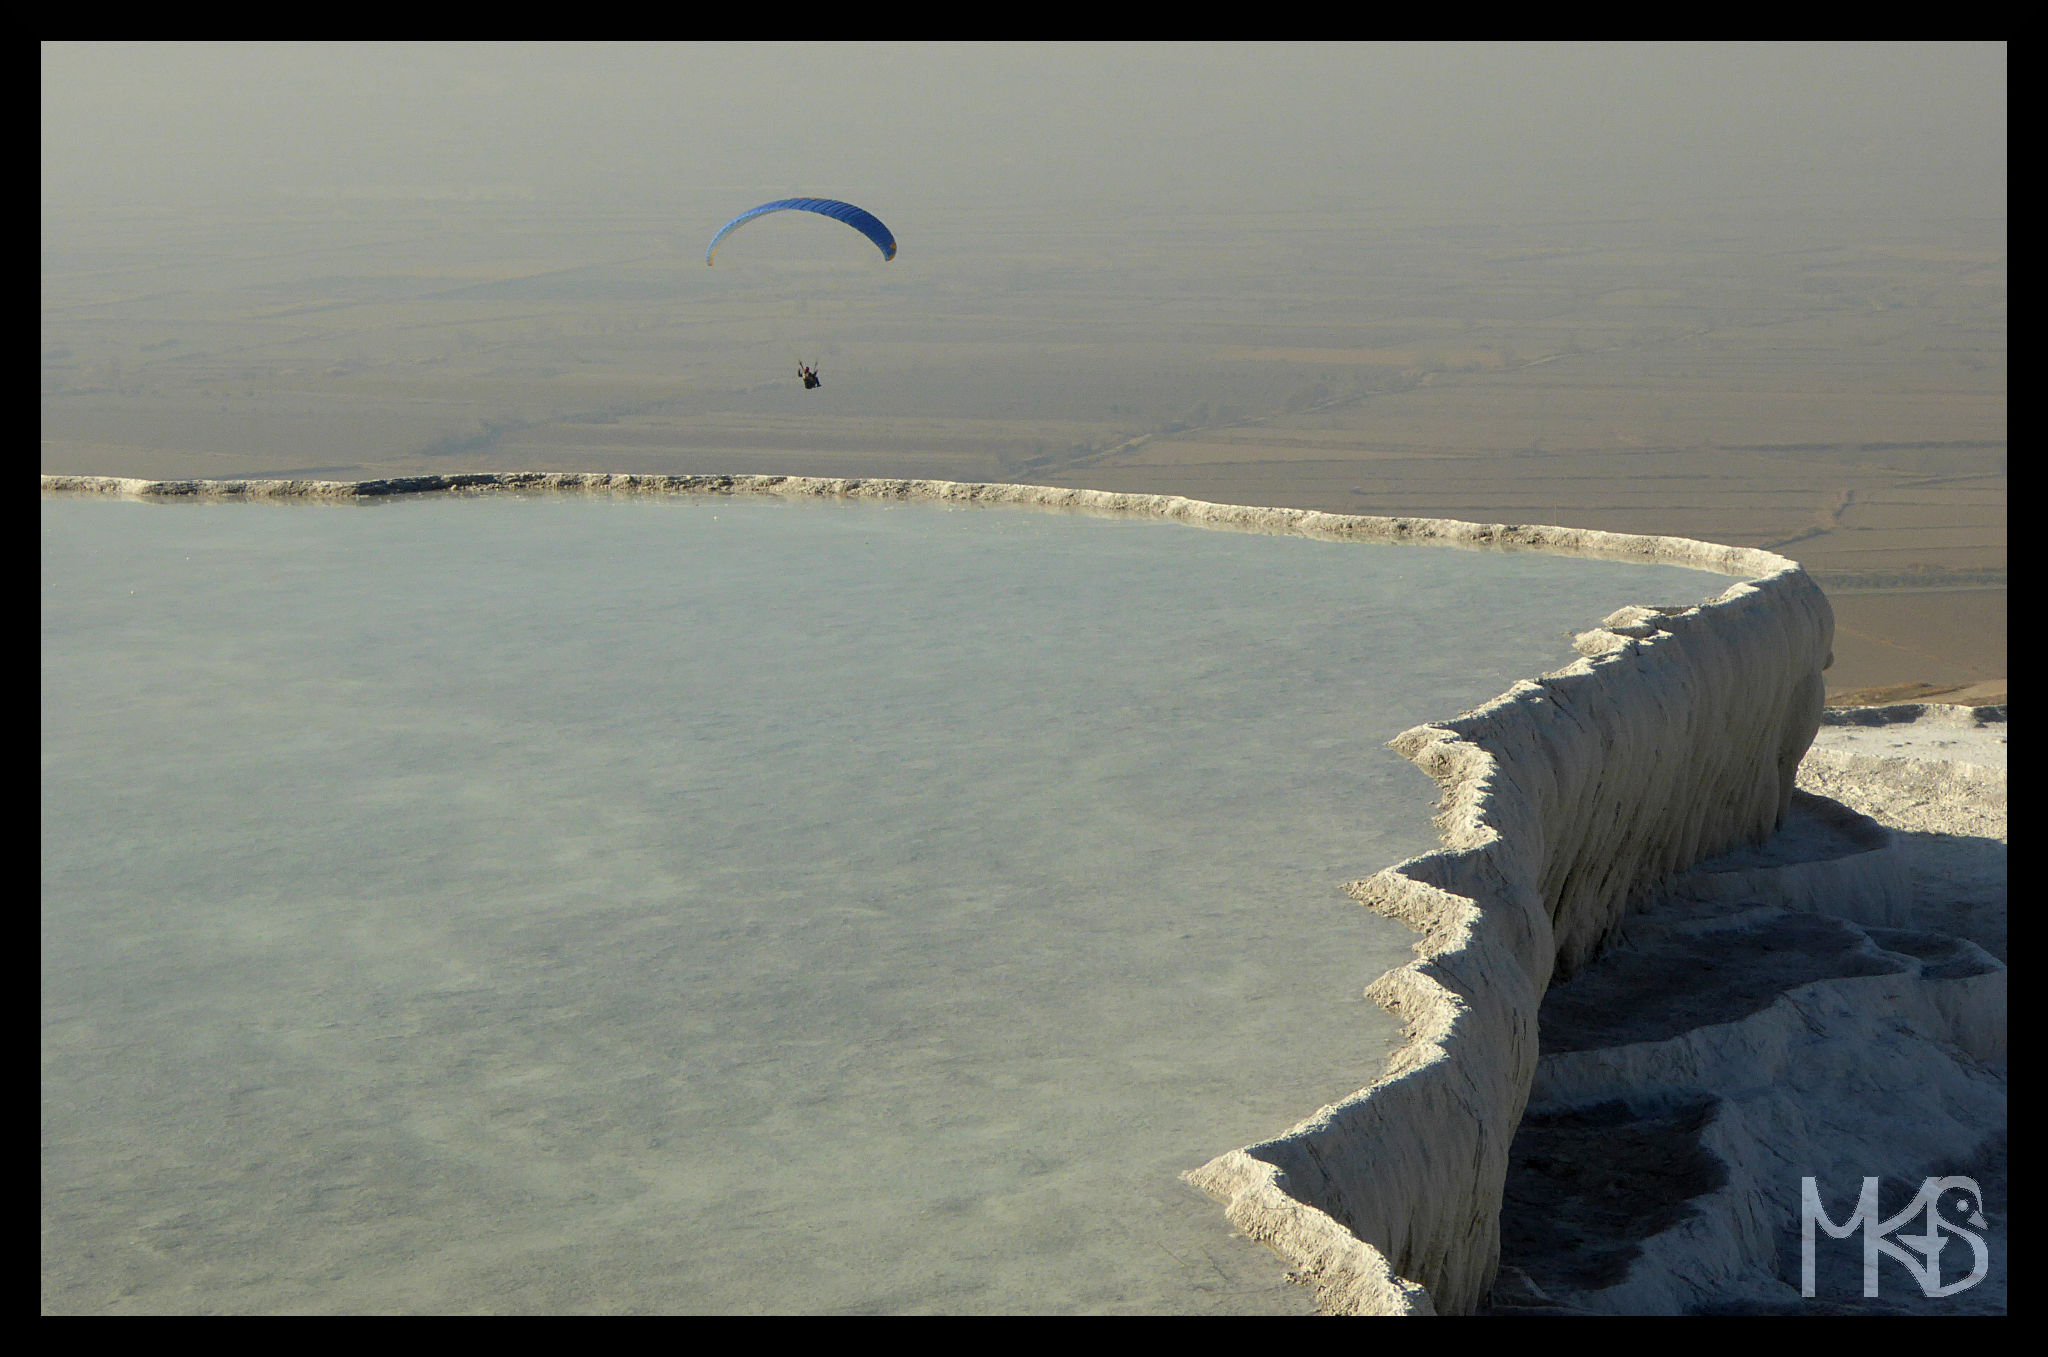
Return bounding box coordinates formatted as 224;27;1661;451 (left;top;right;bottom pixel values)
705;198;898;266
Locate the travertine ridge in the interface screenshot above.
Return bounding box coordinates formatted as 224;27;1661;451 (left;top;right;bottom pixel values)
35;471;1800;575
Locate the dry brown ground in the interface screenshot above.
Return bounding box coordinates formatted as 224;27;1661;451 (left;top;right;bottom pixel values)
42;200;2003;704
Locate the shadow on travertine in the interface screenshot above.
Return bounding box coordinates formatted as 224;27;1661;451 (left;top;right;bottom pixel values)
1485;709;2007;1315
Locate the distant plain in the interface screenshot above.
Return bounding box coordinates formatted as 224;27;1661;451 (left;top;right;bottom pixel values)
40;193;2004;703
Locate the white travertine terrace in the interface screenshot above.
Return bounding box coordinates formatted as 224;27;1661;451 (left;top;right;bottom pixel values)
40;471;1836;1315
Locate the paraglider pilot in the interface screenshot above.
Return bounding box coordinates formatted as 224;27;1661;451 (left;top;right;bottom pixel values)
799;363;821;389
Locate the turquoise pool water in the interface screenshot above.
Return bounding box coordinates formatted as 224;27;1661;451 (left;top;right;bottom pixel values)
41;492;1727;1313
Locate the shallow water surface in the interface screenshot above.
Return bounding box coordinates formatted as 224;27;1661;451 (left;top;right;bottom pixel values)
41;492;1727;1313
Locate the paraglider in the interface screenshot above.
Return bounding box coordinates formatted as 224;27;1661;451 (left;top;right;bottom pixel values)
708;198;894;388
705;198;898;266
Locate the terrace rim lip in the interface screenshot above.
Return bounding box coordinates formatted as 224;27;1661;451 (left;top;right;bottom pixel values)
37;471;1806;585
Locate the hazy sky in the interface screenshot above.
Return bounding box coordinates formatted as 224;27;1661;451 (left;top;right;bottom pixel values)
43;42;2005;221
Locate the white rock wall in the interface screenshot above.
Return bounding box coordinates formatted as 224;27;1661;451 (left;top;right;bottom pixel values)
1180;538;1833;1315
